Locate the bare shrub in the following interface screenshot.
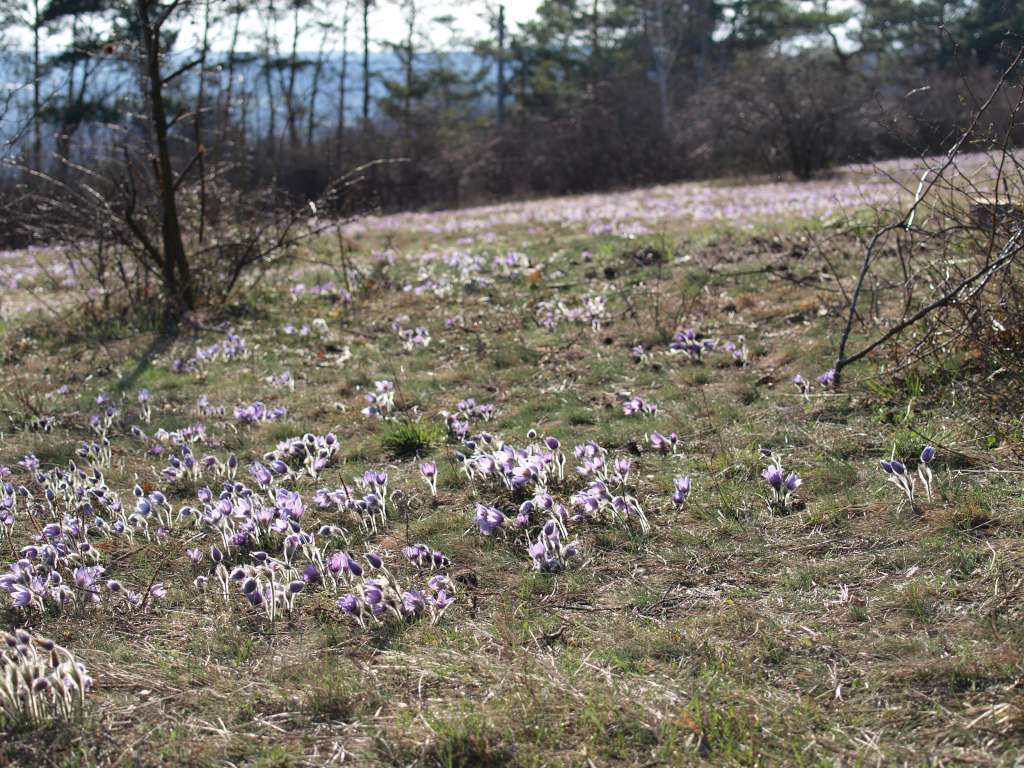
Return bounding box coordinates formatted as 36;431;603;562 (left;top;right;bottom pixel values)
684;51;876;180
833;49;1024;411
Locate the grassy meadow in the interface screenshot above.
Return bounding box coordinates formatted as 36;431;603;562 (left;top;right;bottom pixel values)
1;164;1022;767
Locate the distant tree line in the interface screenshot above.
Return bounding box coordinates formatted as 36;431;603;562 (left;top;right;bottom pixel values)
1;0;1021;211
0;0;1020;320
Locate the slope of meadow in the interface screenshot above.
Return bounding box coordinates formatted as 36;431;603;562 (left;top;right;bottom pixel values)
0;159;1022;767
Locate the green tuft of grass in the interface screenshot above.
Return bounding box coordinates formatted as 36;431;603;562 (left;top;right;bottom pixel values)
381;419;444;457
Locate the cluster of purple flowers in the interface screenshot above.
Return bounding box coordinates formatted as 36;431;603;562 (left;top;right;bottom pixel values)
362;380;396;418
880;447;935;504
537;294;608;332
722;337;749;366
291;280;352;304
234;401;288;425
267;371;294;390
491;250;529;274
264;432;340;481
1;630;93;726
402;542;449;569
181;479;314;560
760;449;802;510
793;369;838;399
131;483;176;534
623;394;658;417
196;395;226;417
469;483;584;572
337;552;455;627
76;438;112;469
670;328;716;360
27;415;56;433
528;518;579;573
570;480;649;533
397;325;431;350
154;423;207;445
202;557;309;620
172;332;248;373
441;398;496;440
570;442;649;531
1;543;163;613
457;433;559;493
313;470;391;532
161;447;240;484
88;406;117;438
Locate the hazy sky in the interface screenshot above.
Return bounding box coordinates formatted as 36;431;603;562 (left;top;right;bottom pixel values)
218;1;545;53
5;1;544;53
368;1;542;47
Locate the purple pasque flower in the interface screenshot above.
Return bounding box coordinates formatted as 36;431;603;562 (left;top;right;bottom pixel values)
420;462;438;497
338;593;362;616
816;368;836;387
248;462;273;487
363;579;384;606
761;465;784;491
671;475;692;507
432;589;455;611
623;395;657;417
362;469;388;490
403;543;432;567
761;452;801;509
473;503;506;536
648;431;678;454
10;582;35;608
881;455;916;503
18;454;40;472
670;328;709;360
916;446;936;501
792;374;811;399
400;589;425;618
613;458;631;482
328;551;361;578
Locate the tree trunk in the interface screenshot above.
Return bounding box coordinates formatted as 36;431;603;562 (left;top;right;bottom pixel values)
362;0;371;124
220;5;243;153
195;0;210;243
336;4;350;161
403;2;414;134
136;0;193;315
32;0;42;171
496;4;505;128
286;3;301;146
308;26;330;145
